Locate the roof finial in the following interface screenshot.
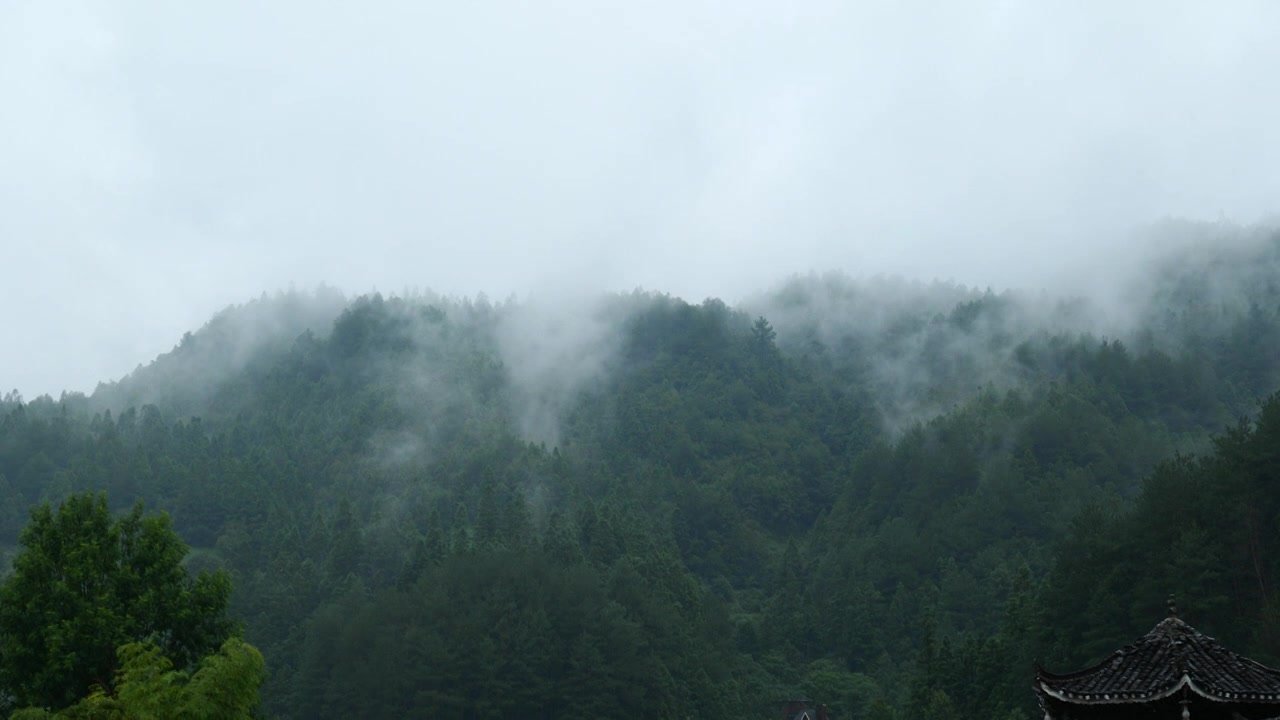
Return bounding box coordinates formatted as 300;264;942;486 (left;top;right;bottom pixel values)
1168;594;1179;618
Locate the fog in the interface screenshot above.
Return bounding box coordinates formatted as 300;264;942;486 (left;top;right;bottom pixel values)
4;1;1280;397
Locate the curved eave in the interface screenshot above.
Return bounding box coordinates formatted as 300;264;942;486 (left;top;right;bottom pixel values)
1037;675;1280;706
1034;658;1123;683
1034;649;1144;683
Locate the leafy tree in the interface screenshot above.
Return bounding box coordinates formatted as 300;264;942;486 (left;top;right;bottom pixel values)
12;637;265;720
0;493;236;711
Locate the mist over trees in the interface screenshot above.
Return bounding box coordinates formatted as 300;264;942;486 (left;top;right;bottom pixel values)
1;224;1279;718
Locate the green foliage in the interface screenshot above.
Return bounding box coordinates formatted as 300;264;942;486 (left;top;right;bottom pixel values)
0;494;235;712
1;233;1279;718
799;659;881;718
13;638;264;720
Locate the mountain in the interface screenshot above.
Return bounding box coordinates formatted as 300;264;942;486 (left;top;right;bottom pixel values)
1;222;1278;719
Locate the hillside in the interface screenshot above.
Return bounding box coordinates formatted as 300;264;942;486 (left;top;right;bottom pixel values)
1;223;1279;718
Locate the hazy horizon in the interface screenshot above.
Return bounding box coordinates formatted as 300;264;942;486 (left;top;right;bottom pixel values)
5;1;1280;397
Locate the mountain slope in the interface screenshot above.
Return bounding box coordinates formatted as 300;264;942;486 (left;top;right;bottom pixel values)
1;223;1278;718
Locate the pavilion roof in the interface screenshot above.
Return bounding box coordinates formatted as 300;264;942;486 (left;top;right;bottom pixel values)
1036;616;1280;705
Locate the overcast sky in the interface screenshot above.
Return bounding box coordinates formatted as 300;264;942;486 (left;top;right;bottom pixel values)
3;1;1279;397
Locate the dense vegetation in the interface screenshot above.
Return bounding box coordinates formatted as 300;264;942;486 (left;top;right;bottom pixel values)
1;224;1278;718
0;494;259;717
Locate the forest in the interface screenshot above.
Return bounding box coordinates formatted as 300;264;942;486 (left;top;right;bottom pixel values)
1;224;1279;718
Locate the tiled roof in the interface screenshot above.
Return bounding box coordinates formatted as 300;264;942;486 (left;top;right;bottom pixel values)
1036;617;1280;705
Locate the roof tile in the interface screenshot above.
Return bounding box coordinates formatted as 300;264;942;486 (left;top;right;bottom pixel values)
1037;618;1280;703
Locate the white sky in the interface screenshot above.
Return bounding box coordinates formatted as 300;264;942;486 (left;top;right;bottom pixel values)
3;1;1280;397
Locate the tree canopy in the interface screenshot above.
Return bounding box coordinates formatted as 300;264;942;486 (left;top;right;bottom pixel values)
0;493;236;713
1;228;1279;717
10;638;265;720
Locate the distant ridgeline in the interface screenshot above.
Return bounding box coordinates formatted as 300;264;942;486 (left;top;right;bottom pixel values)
0;225;1278;718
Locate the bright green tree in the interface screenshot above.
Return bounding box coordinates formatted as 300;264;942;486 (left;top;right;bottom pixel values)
12;637;265;720
0;493;236;711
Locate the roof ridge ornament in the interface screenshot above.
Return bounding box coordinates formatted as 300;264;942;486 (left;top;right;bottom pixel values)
1168;594;1179;619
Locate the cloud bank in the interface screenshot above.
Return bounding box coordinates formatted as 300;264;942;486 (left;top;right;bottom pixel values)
3;1;1279;395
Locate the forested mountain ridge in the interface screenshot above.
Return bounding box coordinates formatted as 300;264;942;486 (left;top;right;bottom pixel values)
2;223;1279;718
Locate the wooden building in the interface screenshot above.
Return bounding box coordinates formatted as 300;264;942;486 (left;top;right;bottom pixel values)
1035;606;1280;719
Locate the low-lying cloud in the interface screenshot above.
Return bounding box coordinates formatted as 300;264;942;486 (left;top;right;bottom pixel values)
4;1;1280;396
